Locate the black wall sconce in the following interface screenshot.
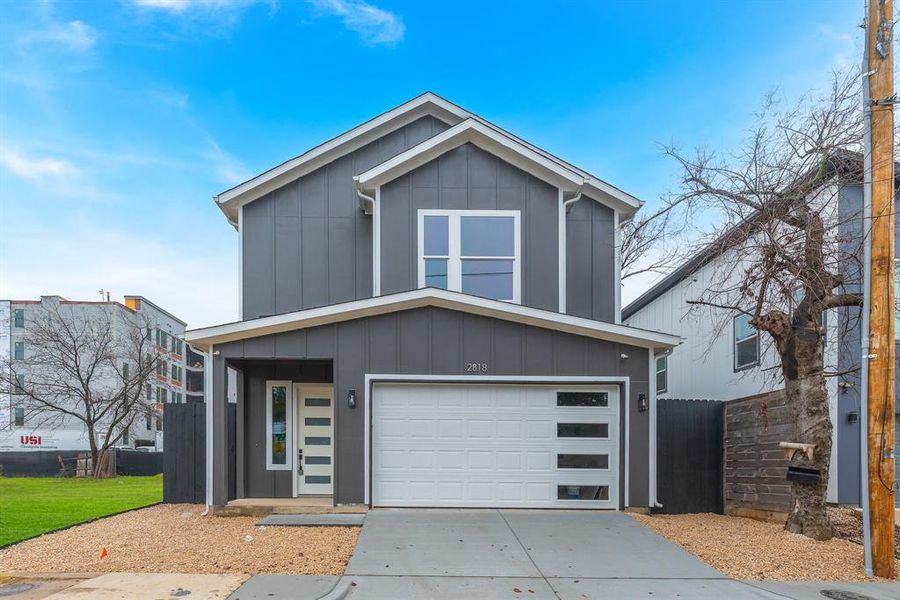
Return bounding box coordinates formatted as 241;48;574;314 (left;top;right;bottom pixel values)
637;393;648;413
347;389;357;409
847;410;858;424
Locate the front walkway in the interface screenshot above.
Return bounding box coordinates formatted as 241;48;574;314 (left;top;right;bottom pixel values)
229;508;900;599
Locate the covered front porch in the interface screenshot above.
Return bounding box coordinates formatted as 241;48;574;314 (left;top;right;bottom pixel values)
220;358;351;509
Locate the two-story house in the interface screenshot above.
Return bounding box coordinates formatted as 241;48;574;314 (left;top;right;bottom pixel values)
186;93;679;511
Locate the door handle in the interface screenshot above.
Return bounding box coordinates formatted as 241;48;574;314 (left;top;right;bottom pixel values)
297;448;304;475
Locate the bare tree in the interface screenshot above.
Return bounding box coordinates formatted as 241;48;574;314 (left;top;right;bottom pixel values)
620;196;691;280
1;301;159;477
644;73;873;540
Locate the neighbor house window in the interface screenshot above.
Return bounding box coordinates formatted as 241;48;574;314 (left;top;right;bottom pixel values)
13;309;24;328
156;414;163;430
123;363;129;379
15;374;25;391
13;342;24;360
266;381;292;470
14;407;24;427
146;414;152;430
656;355;667;394
146;383;152;401
418;210;520;302
734;313;759;370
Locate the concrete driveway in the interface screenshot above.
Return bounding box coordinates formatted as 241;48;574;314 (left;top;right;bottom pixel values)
228;509;900;600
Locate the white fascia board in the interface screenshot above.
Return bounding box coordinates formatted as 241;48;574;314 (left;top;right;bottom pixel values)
356;119;584;195
214;93;470;227
185;288;681;351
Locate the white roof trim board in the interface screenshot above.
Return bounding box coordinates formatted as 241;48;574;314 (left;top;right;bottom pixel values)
355;119;584;199
185;288;680;350
213;92;642;226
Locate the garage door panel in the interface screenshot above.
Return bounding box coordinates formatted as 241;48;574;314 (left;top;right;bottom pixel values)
373;383;620;509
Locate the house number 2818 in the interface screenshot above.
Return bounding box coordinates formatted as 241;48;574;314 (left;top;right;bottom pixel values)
466;362;488;372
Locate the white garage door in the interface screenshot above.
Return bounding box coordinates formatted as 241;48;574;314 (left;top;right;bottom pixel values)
372;383;619;509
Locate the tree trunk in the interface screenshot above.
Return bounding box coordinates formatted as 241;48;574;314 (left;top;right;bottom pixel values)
780;322;834;541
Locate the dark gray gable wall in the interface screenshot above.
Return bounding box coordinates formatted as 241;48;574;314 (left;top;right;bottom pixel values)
379;142;560;311
241;115;452;320
566;196;616;322
212;306;651;507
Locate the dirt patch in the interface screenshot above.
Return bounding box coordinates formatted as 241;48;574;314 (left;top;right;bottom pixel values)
830;507;900;558
0;504;359;575
632;512;899;581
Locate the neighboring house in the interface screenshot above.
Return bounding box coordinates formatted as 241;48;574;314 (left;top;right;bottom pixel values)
186;92;679;511
623;158;900;507
0;294;203;452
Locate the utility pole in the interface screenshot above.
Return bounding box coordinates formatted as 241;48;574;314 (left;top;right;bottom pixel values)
864;0;895;580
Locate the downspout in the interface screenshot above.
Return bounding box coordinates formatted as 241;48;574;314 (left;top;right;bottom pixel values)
202;344;215;516
563;188;583;211
354;177;375;214
860;21;874;576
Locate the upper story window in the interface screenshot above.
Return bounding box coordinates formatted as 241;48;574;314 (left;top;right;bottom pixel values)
418;210;520;303
734;313;759;371
655;355;667;394
13;309;24;328
13;342;24;361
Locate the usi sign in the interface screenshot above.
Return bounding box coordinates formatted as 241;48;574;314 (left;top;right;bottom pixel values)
20;435;42;446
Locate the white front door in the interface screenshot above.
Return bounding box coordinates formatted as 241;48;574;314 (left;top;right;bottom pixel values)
293;384;334;496
372;383;619;509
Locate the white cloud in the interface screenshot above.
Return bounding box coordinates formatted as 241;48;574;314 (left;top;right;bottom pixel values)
0;218;238;328
203;138;249;185
132;0;268;14
0;146;78;179
18;20;98;52
307;0;404;45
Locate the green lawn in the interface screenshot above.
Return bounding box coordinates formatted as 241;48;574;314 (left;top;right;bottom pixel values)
0;474;162;547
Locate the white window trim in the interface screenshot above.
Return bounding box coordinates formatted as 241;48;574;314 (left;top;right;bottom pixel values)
733;314;760;371
417;209;521;303
266;380;293;471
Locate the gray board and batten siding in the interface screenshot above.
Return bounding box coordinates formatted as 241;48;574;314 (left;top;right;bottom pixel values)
210;306;651;507
242;124;617;323
241;115;451;320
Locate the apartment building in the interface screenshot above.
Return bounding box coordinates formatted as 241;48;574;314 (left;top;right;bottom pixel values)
0;294;204;452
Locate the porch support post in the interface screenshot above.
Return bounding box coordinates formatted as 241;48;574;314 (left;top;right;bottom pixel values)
210;348;228;506
204;345;215;508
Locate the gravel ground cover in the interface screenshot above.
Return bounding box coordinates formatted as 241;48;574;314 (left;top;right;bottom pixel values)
632;512;899;581
830;507;900;558
0;504;359;575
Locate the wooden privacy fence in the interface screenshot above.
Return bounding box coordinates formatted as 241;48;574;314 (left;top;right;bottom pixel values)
655;398;724;514
163;402;235;504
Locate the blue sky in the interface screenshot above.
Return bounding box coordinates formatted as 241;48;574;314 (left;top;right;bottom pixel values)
0;0;860;327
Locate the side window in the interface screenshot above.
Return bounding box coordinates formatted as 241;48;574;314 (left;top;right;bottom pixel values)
655;355;667;394
14;406;25;427
734;314;759;371
266;381;292;470
14;342;24;360
13;309;24;328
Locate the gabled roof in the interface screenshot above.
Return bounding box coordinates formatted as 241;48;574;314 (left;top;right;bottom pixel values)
214;92;642;226
185;288;680;351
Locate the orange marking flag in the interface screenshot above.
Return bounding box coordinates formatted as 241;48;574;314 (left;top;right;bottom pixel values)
100;548;108;559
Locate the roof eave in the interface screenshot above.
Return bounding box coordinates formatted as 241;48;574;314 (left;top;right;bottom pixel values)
186;289;681;352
